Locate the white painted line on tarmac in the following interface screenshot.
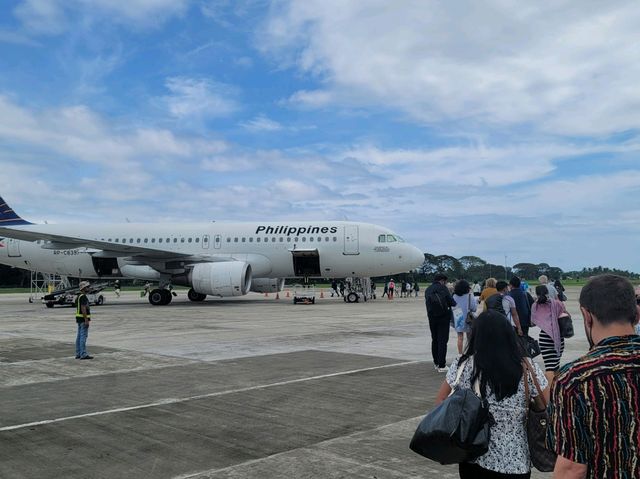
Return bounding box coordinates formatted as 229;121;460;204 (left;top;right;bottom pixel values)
0;359;424;432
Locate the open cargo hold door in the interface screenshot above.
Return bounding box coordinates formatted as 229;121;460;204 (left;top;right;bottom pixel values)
7;238;21;257
291;249;321;277
91;257;122;277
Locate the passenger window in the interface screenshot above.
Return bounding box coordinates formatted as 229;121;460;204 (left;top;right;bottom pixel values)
181;238;185;243
317;237;321;242
195;237;200;243
151;238;156;243
279;237;283;242
378;234;386;243
167;238;170;243
242;237;246;242
233;238;238;242
249;237;253;242
325;236;329;242
302;237;306;242
129;239;133;243
188;238;193;243
137;238;141;243
226;237;230;242
159;238;162;243
333;237;337;242
309;237;314;242
173;238;177;243
143;238;148;243
287;237;291;242
264;237;269;242
272;237;276;242
257;238;261;242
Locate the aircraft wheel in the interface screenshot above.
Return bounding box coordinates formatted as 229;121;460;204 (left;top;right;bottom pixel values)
188;289;206;302
161;289;172;305
346;292;358;303
96;295;104;305
148;289;165;306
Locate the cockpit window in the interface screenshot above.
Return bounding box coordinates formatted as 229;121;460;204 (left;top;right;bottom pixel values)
396;236;405;242
386;234;397;242
378;234;386;243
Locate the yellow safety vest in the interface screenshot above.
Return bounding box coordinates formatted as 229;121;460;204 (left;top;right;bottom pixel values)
75;294;91;320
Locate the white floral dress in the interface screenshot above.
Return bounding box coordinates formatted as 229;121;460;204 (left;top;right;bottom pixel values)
445;355;548;474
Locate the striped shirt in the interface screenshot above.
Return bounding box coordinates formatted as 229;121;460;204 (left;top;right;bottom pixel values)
547;335;640;478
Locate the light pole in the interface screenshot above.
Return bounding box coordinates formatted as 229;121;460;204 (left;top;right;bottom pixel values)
504;255;508;280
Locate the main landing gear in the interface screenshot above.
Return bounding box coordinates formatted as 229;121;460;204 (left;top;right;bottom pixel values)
148;288;173;306
187;288;207;302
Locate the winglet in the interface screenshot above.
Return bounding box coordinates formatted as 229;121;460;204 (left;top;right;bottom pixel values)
0;196;33;225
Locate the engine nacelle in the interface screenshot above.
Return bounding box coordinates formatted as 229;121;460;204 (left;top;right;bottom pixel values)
250;278;285;293
190;262;252;297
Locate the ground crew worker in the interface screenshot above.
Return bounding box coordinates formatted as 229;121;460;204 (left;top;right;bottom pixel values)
75;281;93;359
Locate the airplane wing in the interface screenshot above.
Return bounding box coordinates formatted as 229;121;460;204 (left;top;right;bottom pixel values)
0;225;230;263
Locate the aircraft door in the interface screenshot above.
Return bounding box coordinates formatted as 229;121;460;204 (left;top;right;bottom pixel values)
203;235;210;249
7;238;21;257
214;234;221;249
343;225;359;255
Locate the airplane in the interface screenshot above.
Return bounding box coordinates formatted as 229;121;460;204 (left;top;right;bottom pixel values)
0;195;425;305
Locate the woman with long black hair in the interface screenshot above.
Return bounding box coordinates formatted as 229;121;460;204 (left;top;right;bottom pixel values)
435;311;549;478
531;285;567;385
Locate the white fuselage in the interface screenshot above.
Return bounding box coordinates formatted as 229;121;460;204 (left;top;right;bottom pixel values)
0;221;424;281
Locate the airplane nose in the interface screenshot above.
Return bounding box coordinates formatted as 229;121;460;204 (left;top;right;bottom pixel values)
406;245;424;269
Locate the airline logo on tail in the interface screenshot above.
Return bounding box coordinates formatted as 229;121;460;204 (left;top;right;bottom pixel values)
0;197;32;225
0;238;4;248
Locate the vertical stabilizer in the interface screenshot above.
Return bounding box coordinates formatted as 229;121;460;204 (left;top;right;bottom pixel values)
0;196;32;225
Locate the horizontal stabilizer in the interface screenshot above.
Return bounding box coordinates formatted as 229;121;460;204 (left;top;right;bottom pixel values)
0;196;32;226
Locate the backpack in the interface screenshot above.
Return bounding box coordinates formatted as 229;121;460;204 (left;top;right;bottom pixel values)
485;293;506;316
426;289;448;317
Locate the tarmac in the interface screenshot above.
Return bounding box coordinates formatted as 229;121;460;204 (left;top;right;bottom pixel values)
0;286;589;479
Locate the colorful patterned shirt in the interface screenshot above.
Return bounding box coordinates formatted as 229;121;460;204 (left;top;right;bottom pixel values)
547;335;640;478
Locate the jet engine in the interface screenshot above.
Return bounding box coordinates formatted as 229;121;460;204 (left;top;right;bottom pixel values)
250;278;285;293
189;262;252;297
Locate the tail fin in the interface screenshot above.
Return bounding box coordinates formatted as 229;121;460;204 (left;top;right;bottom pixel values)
0;196;32;225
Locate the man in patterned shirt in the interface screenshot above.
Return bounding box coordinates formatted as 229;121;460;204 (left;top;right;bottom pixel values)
547;274;640;478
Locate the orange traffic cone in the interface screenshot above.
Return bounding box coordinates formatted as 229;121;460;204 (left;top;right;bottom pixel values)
320;289;324;298
275;293;280;300
265;292;269;297
286;291;290;298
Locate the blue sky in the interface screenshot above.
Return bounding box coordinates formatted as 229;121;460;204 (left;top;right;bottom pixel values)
1;0;640;272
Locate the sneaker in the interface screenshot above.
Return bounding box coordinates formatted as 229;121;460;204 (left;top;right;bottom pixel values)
75;355;80;359
437;366;449;373
80;355;94;360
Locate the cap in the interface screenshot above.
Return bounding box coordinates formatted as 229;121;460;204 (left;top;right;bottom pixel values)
78;281;91;291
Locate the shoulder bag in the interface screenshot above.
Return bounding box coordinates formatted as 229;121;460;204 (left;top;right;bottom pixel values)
410;359;493;464
522;360;556;472
557;312;574;338
465;293;475;325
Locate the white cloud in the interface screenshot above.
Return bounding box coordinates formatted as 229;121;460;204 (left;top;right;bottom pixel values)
14;0;191;34
262;1;640;136
164;77;240;120
240;114;283;132
0;95;228;168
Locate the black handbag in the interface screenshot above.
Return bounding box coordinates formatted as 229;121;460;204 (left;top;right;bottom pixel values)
410;360;493;464
519;335;541;358
557;313;574;338
523;360;557;472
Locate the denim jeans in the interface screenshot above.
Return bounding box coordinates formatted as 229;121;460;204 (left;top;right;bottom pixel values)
76;323;89;358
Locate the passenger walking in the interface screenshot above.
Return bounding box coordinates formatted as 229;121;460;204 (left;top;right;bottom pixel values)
554;278;566;301
538;275;558;300
547;274;640;478
388;278;395;299
452;280;477;354
74;281;93;360
531;285;566;385
339;280;345;297
400;280;407;298
114;279;121;298
414;281;420;298
435;311;549;478
486;281;523;336
479;278;498;303
509;276;531;337
382;283;388;299
331;279;339;297
472;280;481;297
425;273;456;372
